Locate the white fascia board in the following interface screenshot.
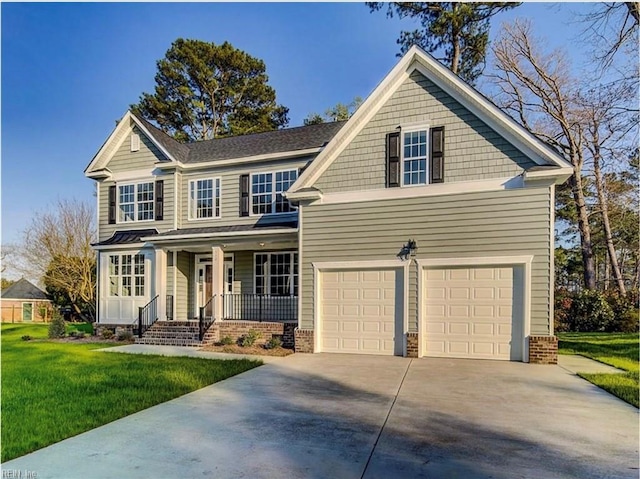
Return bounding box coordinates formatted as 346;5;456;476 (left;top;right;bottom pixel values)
180;147;322;171
320;176;523;206
84;111;132;174
86;168;113;180
129;114;178;164
524;167;573;184
140;228;299;243
91;242;153;251
416;255;533;268
283;190;323;202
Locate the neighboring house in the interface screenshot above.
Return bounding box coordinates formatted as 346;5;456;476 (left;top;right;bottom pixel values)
85;46;572;363
0;279;52;322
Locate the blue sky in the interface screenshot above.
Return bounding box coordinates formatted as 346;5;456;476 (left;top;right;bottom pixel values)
1;2;595;263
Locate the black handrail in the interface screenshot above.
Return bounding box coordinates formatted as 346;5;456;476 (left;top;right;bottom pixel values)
198;295;216;341
222;294;297;322
138;295;159;338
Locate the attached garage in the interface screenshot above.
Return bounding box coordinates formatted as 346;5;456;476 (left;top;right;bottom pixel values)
316;262;406;356
419;258;531;362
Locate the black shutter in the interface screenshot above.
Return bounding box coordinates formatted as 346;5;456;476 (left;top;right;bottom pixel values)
155;180;164;221
430;126;445;184
108;185;116;224
386;132;401;188
240;174;250;217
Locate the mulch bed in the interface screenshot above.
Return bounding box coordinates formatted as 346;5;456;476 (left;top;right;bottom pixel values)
200;344;294;357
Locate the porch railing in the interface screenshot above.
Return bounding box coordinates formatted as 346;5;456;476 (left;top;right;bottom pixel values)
138;295;159;338
198;295;216;341
222;294;297;322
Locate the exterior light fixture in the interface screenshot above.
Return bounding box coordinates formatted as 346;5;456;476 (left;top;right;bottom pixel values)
397;239;418;261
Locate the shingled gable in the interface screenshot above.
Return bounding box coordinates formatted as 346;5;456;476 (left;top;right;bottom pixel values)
85;111;346;176
288;45;573;194
1;278;49;301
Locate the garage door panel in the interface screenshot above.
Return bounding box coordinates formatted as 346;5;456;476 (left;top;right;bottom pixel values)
321;268;401;356
424;266;521;361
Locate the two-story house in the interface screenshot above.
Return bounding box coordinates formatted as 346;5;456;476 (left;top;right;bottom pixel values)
85;46;572;363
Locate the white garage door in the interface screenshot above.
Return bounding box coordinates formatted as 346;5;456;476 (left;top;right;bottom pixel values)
321;269;401;355
424;266;521;360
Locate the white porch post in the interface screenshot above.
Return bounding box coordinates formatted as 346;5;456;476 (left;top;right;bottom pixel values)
154;248;167;321
211;246;224;320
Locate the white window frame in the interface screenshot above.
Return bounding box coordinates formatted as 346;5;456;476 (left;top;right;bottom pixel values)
117;181;155;223
188;177;221;221
401;126;430;187
108;253;147;297
253;251;298;296
250;169;298;216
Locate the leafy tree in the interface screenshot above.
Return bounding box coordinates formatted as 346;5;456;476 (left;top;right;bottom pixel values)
1;277;15;290
367;2;520;84
303;97;363;125
132;39;289;141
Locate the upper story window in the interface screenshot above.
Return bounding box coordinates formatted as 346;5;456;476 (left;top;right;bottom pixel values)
402;129;428;186
108;253;145;297
251;169;297;215
189;178;221;220
119;182;154;222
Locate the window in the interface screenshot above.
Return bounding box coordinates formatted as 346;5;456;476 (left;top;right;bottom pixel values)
189;178;221;219
251;169;297;215
254;252;298;296
402;129;428;186
108;254;145;297
118;182;154;222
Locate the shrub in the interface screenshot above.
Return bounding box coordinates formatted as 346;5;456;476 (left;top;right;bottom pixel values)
264;336;282;350
219;336;234;346
554;288;573;332
568;290;615;332
48;316;66;339
604;290;639;333
117;330;133;342
21;335;32;341
239;330;261;347
101;329;114;340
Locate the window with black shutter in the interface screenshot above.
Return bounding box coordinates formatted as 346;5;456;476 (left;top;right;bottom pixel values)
108;185;116;224
155;180;164;220
239;174;250;217
430;126;445;183
386;131;401;188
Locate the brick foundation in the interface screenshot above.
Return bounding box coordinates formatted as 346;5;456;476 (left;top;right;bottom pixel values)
204;321;296;349
294;329;314;353
94;323;134;337
406;332;419;358
528;336;558;364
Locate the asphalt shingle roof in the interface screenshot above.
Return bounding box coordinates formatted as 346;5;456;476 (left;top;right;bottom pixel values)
131;112;345;165
1;278;49;300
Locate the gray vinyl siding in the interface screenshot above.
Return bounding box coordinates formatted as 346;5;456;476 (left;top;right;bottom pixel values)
107;126;168;172
234;251;254;294
180;157;313;228
97;173;175;242
300;186;552;335
315;70;536;193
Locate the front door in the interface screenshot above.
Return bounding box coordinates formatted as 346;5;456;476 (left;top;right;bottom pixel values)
196;254;234;319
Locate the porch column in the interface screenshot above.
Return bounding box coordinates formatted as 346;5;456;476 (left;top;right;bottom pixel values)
211;246;224;320
154;247;167;321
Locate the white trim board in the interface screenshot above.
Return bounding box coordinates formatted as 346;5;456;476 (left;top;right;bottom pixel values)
416;255;533;362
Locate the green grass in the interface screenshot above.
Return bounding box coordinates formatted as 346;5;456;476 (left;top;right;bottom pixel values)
65;322;94;335
558;332;639;408
1;324;261;462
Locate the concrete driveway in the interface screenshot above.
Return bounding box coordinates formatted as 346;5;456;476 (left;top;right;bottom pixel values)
3;354;638;478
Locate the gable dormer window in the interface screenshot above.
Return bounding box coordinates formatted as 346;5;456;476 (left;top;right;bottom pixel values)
387;126;445;188
118;181;154;222
402;129;428;186
130;133;140;152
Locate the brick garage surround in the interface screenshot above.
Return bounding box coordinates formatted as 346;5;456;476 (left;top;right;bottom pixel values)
406;332;419;358
204;321;296;349
528;336;558;364
294;329;314;353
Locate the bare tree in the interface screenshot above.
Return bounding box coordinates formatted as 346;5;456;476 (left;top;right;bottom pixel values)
580;2;639;70
17;199;96;319
491;19;597;290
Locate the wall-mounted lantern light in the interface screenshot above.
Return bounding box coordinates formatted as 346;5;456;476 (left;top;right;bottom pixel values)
397;239;418;261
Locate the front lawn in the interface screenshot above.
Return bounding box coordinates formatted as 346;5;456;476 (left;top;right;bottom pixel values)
558;332;639;408
1;324;261;462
